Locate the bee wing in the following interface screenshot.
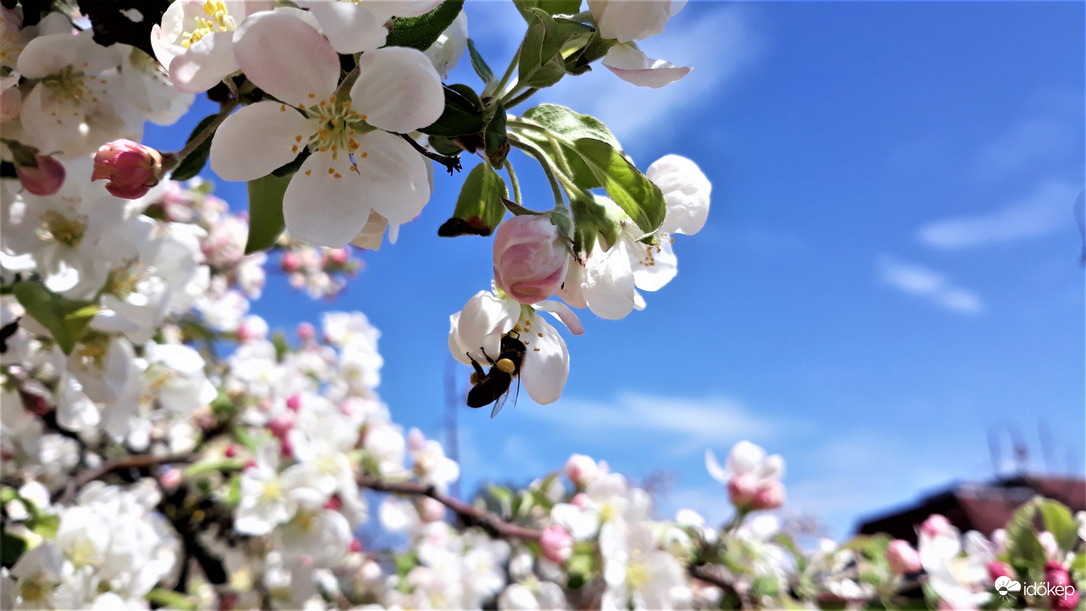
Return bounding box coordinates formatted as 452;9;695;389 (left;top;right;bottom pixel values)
492;377;521;419
490;391;509;419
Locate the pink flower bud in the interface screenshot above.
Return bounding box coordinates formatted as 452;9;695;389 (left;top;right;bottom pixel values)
570;493;590;509
727;473;759;508
920;514;952;538
160;467;183;491
268;412;296;439
564;454;599;488
493;215;569;304
324;496;342;511
987;561;1013;582
281;251;301;272
540;524;573;563
886;540;922;575
285;394;301;412
16;154;65;195
349;538;363;553
91;139;163;199
1045;561;1079;609
326;247;349;266
750;481;785;511
224;444;238;458
297;322;316;341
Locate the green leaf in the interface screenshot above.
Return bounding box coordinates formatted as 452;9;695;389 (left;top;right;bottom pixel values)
244;173;289;254
12;280;97;355
1;529;27;568
513;0;582;21
517;10;588;89
572;138;665;234
466;38;495;87
1004;497;1046;570
170;114;217;181
420;84;486;137
1039;498;1078;552
484;101;509;168
28;513;59;538
522;104;623;152
438;163;508;237
224;474;242;507
146;589;197;611
385;0;465;51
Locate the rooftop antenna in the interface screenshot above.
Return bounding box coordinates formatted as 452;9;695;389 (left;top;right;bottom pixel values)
1038;420;1056;474
987;422;1029;478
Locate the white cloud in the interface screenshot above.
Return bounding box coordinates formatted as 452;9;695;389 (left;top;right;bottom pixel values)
533;4;763;147
917;181;1082;249
522;392;785;454
877;255;984;314
974;119;1076;178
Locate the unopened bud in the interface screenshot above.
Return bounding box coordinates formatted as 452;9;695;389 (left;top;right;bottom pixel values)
727;473;759;508
92;139;163;199
16;154;65;196
750;481;784;511
297;322;316;341
564;454;599;488
919;514;952;538
540;524;573;563
417;497;446;523
886;539;921;575
987;561;1013;582
493;215;569;304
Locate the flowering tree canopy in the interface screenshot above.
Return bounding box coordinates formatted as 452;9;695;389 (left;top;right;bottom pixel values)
0;1;1083;609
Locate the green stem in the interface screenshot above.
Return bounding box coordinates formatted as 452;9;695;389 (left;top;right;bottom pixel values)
494;47;521;99
503;87;539;110
163;99;239;173
503;158;522;205
509;135;565;210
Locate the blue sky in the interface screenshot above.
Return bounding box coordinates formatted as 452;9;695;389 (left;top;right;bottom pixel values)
147;1;1085;539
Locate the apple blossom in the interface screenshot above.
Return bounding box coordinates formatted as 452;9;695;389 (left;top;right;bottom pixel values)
149;0;273;93
210;11;444;248
448;289;583;406
705;441;786;511
15;29;141;158
295;0;442;55
493;214;570;304
565;453;600;488
91;139;164;199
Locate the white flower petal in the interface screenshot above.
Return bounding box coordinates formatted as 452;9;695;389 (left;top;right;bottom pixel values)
648;154;711;236
630;236;677;292
233;11;339;105
17;31;120;78
210;101;311;181
533;300;585;335
519;314;568;405
603;44;691;89
725;440;765;477
583;240;637;320
351;47;444;133
457;291;516;361
167;30;239;93
302;2;387;53
354;131;433;225
282;151;370;247
704;449;729;485
759;454;785;482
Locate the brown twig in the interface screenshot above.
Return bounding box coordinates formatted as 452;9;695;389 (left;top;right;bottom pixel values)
53;452;197;504
356;476;542;541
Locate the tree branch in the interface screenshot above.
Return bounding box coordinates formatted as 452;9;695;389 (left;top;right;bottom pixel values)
356;476;542;541
53;452;196;504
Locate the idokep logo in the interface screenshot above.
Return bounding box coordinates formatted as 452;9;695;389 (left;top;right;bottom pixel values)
995;576;1022;600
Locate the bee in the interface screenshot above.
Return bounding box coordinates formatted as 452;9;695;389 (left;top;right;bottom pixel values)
467;332;526;418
